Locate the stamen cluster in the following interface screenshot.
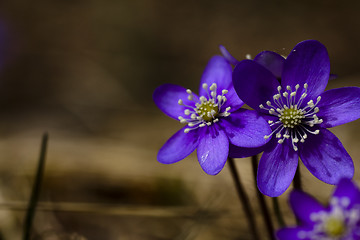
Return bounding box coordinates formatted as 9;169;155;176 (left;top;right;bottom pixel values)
260;83;323;151
178;83;231;133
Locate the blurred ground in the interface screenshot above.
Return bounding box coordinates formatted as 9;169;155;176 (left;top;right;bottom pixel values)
0;0;358;239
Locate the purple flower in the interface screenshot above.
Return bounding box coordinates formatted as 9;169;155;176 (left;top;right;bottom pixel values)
232;40;360;196
277;178;360;240
153;56;271;175
220;44;336;80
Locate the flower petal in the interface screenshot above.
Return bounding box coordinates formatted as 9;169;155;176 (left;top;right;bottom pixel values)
219;45;239;65
289;190;326;225
157;127;199;164
221;85;244;111
220;109;271;148
276;227;313;240
282;40;330;100
317;87;360;128
233;59;279;111
199;55;244;110
199;55;233;96
153;84;198;120
197;125;229;175
298;129;354;184
257;139;299;197
228;144;268;158
332;178;360;208
253;51;285;79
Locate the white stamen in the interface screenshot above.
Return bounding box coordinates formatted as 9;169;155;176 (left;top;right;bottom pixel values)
178;83;231;133
260;83;323;149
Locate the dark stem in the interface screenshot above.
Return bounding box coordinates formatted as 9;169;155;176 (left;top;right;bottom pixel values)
272;197;285;227
293;164;302;224
293;164;302;191
227;157;259;240
23;133;48;240
251;155;276;240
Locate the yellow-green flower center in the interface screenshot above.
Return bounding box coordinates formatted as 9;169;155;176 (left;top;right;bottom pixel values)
279;107;304;128
261;84;323;151
196;100;219;122
177;83;231;133
324;217;346;237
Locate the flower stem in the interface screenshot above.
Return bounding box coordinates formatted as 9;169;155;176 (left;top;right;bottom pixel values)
251;155;275;240
293;164;302;224
227;157;259;240
22;133;48;240
272;197;285;227
293;164;302;191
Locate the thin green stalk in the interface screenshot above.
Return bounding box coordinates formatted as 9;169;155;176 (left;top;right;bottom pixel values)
227;157;259;240
251;155;275;240
23;133;48;240
272;197;285;227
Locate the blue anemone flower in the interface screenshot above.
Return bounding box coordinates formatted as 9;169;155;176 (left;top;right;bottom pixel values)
153;56;271;175
232;40;360;196
277;178;360;240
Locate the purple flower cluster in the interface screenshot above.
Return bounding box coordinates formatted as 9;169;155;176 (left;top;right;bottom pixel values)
277;178;360;240
154;39;360;197
153;56;270;175
232;40;360;196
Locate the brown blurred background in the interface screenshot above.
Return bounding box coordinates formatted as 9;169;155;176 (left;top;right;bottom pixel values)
0;0;359;239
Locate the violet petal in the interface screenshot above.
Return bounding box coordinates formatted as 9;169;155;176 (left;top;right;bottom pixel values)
233;59;279;112
254;51;285;79
276;227;312;240
298;129;354;184
282;40;330;100
289;190;326;225
197;125;229;175
199;55;233;96
257;138;298;197
220;109;271;148
219;45;239;65
318;87;360;128
199;55;244;109
153;84;198;120
332;178;360;208
157;126;199;164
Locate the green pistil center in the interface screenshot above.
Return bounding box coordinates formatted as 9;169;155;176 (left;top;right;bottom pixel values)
324;217;346;237
196;100;219;122
279;107;304;128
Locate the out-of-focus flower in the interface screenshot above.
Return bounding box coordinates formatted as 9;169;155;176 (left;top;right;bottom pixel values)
277;178;360;240
232;40;360;196
153;56;271;175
